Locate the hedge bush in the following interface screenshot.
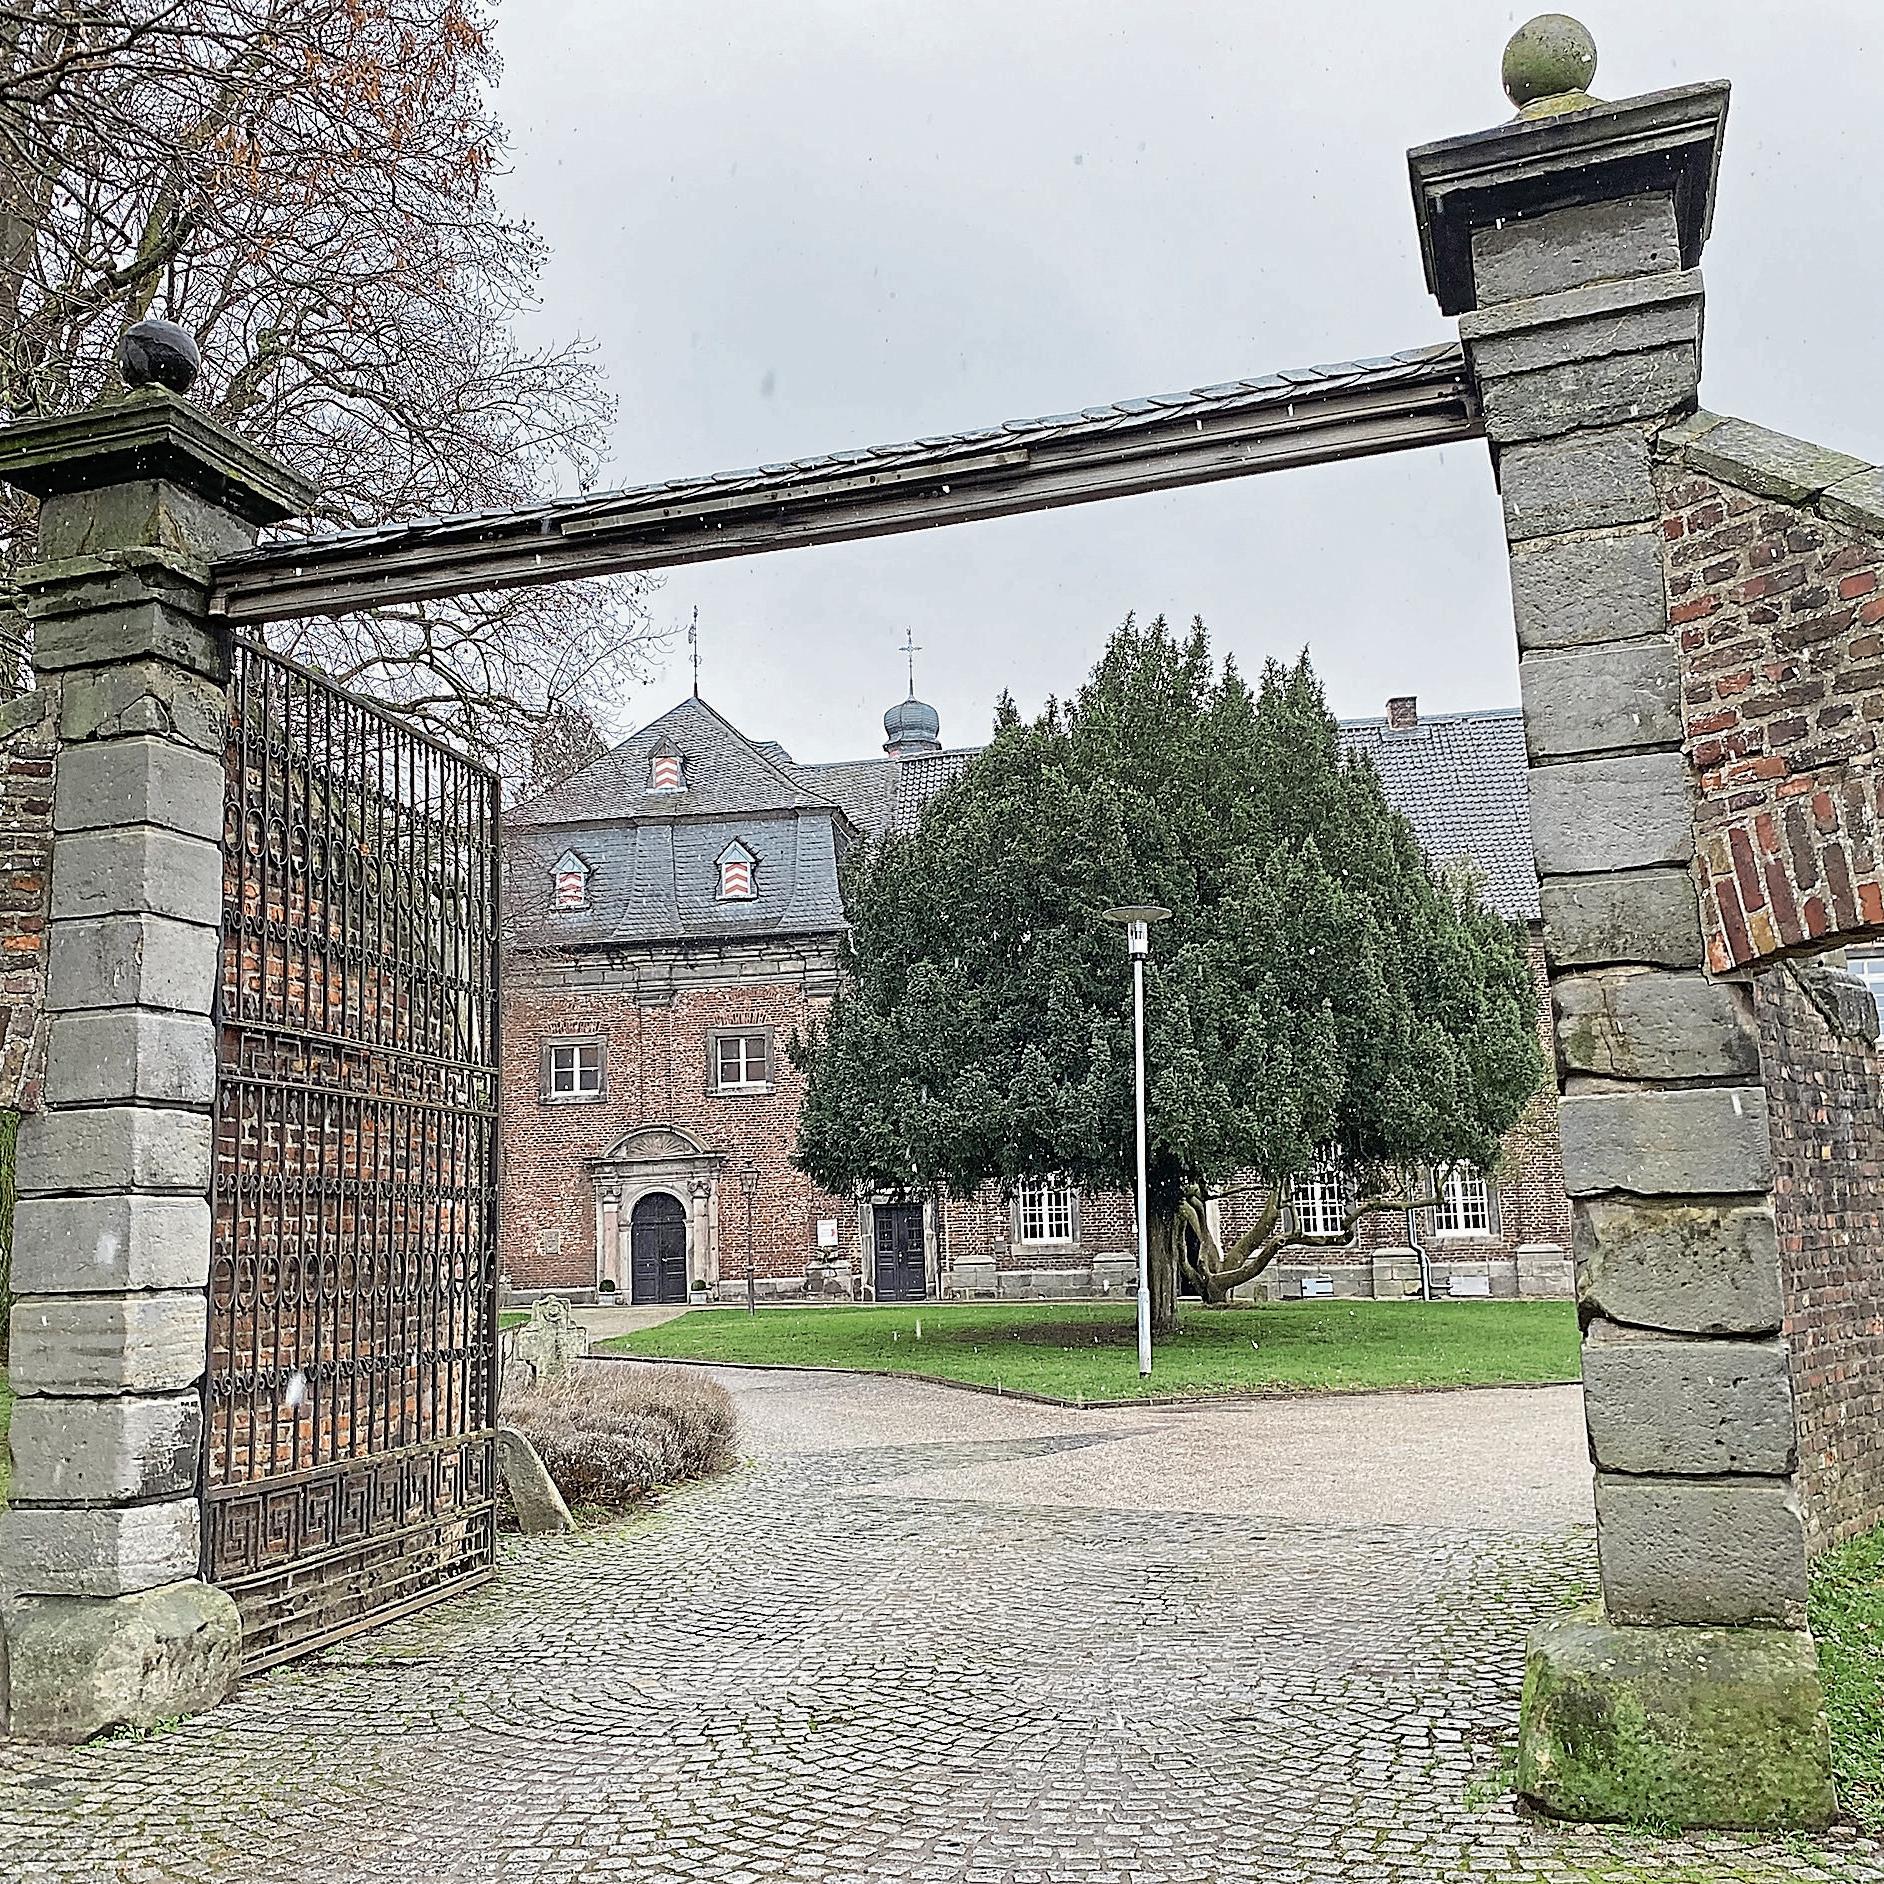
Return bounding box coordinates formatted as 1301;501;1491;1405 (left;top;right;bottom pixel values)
500;1362;736;1514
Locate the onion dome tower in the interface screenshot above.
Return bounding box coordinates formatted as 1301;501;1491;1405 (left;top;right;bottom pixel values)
884;630;942;758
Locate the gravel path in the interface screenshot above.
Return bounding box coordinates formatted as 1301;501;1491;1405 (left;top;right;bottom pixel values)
1;1368;1877;1883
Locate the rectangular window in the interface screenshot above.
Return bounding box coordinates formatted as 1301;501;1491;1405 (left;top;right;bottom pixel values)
1434;1166;1493;1236
1016;1181;1076;1245
714;1032;770;1091
545;1039;604;1100
1289;1154;1352;1241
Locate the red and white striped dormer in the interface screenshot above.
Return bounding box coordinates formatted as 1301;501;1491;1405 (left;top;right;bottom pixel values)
551;849;590;911
716;839;757;901
648;735;685;793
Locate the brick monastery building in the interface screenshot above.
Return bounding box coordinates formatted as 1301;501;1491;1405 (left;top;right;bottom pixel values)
499;687;1573;1306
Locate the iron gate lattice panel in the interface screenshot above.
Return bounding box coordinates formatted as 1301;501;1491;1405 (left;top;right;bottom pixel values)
205;640;501;1672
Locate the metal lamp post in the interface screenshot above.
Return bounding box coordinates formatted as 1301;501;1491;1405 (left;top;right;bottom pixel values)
738;1156;761;1315
1101;904;1171;1377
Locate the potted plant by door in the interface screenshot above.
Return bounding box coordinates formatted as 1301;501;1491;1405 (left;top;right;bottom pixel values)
597;1277;619;1306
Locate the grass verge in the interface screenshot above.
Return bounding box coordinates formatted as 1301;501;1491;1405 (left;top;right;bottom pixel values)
600;1298;1581;1402
1811;1521;1884;1832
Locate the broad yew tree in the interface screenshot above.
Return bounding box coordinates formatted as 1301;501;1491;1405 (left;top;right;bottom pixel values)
794;618;1544;1333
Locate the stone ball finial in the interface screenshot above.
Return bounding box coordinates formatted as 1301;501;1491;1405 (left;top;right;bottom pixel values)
1502;13;1598;109
120;316;200;395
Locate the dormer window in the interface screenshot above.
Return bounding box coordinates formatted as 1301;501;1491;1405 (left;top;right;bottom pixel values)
716;839;756;901
648;737;685;793
551;850;590;912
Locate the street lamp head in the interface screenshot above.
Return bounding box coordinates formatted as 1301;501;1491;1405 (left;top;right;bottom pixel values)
1100;904;1171;960
737;1156;761;1202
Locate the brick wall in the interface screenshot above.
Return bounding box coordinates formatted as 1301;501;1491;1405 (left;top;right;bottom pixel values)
1754;961;1884;1550
500;967;857;1293
1664;459;1884;971
0;688;56;1112
501;921;1572;1302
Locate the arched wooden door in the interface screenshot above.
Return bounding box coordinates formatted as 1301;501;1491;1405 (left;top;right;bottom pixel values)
630;1192;690;1304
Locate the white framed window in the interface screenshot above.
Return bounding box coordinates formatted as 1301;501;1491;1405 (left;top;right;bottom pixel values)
717;839;756;900
714;1031;770;1092
1847;948;1884;1026
544;1038;604;1101
1289;1153;1352;1241
1015;1181;1076;1246
550;849;589;911
1434;1166;1493;1237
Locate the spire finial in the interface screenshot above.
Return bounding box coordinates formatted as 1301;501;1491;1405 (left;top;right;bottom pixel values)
1502;15;1599;118
688;606;700;698
899;627;921;698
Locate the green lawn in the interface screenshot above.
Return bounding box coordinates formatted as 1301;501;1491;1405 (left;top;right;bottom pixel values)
600;1298;1581;1402
1810;1521;1884;1832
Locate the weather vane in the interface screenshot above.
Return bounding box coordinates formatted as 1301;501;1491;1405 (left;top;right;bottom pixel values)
688;607;700;698
900;627;921;698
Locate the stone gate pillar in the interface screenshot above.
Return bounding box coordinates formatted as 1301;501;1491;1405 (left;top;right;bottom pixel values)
1410;21;1835;1829
0;329;313;1741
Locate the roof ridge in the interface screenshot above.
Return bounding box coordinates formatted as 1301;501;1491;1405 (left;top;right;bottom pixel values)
682;693;833;808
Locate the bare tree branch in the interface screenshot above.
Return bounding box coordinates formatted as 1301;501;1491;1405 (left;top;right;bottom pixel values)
0;0;663;770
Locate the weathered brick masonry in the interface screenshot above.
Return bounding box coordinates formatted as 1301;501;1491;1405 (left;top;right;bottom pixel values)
500;965;858;1294
1663;413;1884;974
0;690;55;1112
1659;413;1884;1550
1755;959;1884;1550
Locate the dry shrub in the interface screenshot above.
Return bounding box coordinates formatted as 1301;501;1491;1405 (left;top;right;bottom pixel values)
500;1362;737;1513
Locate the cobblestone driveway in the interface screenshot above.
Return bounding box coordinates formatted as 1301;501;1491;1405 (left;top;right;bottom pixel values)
3;1368;1880;1883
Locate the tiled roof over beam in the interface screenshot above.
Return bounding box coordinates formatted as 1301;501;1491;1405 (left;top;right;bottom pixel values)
208;344;1479;625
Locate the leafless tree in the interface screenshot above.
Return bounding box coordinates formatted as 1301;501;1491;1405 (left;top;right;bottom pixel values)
0;0;660;770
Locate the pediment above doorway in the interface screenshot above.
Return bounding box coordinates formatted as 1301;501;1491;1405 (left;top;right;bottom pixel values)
597;1122;720;1168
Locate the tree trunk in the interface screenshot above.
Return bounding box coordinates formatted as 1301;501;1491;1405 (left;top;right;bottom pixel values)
1149;1207;1181;1338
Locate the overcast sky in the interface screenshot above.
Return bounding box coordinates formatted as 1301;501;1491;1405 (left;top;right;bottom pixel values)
490;1;1883;762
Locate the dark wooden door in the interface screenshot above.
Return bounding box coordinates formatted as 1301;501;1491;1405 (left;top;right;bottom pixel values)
873;1203;927;1301
631;1193;689;1304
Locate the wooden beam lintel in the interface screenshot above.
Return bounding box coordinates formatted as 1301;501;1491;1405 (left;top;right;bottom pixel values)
211;379;1481;625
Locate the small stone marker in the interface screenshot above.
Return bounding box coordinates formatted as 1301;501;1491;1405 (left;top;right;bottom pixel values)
504;1295;591;1388
495;1427;577;1535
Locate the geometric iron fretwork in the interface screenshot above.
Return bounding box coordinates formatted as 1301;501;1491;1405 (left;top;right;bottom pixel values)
204;640;502;1672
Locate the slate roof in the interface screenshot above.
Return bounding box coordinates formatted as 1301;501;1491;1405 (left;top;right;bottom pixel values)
507;811;848;948
505;696;1539;952
1335;709;1539;922
217;346;1465;571
792;712;1539;921
508;695;834;828
792;750;978;838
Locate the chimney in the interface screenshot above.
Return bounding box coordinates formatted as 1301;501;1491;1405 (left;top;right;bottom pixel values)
1387;695;1418;730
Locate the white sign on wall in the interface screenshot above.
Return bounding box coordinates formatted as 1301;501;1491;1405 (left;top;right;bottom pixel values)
816;1219;840;1250
1299;1277;1336;1298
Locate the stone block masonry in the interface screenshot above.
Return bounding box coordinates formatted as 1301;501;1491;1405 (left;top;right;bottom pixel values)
1411;41;1835;1825
0;386;314;1741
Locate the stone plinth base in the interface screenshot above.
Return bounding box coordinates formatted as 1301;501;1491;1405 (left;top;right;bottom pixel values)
944;1258;998;1298
1372;1249;1424;1299
1517;1614;1835;1830
2;1578;240;1743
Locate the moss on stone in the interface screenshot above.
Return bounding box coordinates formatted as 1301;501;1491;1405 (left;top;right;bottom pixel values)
1518;1613;1837;1830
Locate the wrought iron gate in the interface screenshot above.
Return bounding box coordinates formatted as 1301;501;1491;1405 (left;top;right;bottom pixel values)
203;641;501;1671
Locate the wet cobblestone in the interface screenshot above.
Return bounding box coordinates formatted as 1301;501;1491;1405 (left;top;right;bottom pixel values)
1;1376;1879;1882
